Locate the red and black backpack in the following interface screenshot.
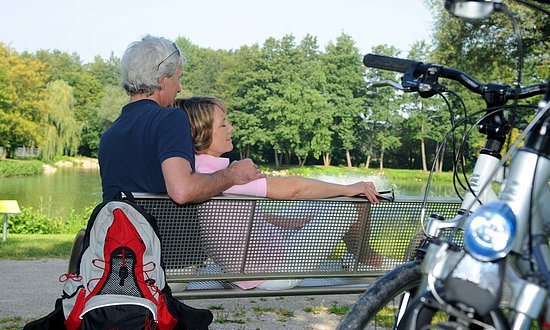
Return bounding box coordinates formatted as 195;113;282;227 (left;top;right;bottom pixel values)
24;194;212;330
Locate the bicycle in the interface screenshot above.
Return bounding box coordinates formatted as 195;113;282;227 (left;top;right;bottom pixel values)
337;53;547;329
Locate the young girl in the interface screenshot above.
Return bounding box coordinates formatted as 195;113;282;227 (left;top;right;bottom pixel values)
175;96;381;290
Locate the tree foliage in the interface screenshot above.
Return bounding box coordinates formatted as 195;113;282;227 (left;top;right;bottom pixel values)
1;1;549;171
42;80;81;161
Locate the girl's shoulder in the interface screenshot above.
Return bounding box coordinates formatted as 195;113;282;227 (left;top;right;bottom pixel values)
195;154;230;173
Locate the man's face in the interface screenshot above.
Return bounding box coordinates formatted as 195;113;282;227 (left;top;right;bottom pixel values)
159;66;183;107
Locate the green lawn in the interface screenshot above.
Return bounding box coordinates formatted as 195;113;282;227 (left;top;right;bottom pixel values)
0;234;75;259
262;165;455;183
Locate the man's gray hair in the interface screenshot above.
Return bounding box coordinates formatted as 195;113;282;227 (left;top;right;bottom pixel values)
120;35;186;96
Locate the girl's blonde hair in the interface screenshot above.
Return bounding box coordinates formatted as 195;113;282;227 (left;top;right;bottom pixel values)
174;96;227;154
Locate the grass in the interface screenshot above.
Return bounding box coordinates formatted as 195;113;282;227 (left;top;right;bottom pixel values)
0;316;30;330
304;301;326;314
0;234;74;259
303;300;350;316
261;165;456;183
328;302;350;315
0;159;43;177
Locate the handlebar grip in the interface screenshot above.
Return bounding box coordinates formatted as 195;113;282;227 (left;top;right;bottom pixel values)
363;54;421;73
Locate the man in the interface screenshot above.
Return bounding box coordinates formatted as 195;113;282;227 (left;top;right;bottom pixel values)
99;35;264;203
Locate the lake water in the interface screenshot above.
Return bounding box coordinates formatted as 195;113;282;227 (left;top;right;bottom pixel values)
0;167;457;219
1;167;102;218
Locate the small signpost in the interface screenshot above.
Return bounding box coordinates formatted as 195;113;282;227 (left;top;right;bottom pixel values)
0;200;21;241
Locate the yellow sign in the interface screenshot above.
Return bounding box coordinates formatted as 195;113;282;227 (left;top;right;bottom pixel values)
0;200;20;214
1;200;20;241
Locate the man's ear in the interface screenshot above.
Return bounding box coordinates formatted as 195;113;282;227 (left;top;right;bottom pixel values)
159;76;167;90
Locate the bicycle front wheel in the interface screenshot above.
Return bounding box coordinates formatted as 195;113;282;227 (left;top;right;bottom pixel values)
337;261;422;330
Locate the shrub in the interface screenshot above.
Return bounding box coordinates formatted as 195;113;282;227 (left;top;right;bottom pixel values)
7;205;93;234
0;159;43;177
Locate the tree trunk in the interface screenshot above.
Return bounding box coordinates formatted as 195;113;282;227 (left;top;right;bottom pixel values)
421;138;427;171
323;152;331;166
239;148;243;160
365;155;371;169
284;152;291;165
345;149;352;168
379;149;385;171
438;143;446;172
274;149;280;168
246;145;250;159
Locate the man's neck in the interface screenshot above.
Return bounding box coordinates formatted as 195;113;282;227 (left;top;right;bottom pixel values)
130;93;161;105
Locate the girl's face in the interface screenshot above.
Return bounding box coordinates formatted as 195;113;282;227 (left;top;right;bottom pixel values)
205;106;233;157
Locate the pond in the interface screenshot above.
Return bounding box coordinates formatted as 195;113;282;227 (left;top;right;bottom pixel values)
1;167;102;219
0;167;458;219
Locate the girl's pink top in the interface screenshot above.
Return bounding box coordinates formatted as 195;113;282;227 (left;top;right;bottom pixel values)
195;154;267;197
195;154;283;289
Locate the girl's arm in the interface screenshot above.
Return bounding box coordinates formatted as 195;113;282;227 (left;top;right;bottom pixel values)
265;177;380;203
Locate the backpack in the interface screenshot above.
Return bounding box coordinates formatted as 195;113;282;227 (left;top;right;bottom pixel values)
24;194;213;330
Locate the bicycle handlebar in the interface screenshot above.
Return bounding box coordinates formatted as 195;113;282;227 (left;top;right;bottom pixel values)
364;53;547;102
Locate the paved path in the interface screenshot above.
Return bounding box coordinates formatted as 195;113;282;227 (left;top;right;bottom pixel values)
0;259;361;329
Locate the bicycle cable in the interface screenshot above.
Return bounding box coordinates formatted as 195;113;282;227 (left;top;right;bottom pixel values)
419;103;538;237
446;101;550;242
425;102;550;308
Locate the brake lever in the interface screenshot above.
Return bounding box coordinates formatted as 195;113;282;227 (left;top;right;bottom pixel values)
367;80;405;90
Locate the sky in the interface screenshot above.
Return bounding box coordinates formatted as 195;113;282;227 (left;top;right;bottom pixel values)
0;0;436;64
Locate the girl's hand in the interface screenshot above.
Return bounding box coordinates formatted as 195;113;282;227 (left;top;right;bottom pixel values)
346;182;380;204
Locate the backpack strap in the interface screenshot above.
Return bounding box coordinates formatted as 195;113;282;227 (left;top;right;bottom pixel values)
114;191;136;203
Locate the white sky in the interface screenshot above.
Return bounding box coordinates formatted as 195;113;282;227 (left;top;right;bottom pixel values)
1;0;435;64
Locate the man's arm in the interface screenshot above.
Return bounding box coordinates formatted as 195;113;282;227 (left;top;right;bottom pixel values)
162;157;265;204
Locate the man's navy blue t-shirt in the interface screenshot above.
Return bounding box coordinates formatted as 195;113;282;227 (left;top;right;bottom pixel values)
98;99;195;201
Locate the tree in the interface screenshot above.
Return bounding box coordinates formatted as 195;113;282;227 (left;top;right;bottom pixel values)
0;43;49;157
176;37;232;98
85;54;121;86
219;44;272;162
363;45;404;170
428;0;550;170
400;41;442;171
42;80;81;161
80;84;128;157
35;49;104;156
323;33;366;167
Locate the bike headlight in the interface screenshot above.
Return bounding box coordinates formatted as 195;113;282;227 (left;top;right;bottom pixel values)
444;0;502;19
463;201;516;261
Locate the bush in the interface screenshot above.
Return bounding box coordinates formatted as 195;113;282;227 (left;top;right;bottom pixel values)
0;159;43;177
7;205;93;234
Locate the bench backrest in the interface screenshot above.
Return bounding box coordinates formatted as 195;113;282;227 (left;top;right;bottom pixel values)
133;194;461;280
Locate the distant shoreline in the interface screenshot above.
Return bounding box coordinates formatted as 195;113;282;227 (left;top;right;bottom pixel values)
43;157;99;174
2;157;456;184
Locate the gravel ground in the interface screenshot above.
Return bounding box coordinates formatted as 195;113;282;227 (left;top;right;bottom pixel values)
0;259;361;329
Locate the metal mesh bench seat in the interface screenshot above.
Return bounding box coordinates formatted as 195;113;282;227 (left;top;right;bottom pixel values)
132;193;461;299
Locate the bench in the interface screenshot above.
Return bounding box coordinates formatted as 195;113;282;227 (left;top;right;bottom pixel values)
128;193;461;299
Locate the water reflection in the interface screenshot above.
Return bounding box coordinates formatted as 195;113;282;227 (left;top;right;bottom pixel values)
312;174;458;197
1;167;102;218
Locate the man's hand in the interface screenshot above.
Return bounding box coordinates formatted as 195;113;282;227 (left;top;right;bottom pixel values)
226;158;266;185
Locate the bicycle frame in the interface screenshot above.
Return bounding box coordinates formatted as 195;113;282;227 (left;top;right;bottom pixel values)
337;53;548;330
424;151;501;237
411;103;550;329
